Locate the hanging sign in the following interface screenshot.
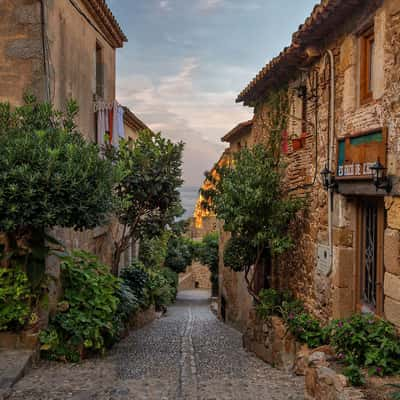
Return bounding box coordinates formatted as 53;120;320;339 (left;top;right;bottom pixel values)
336;129;387;180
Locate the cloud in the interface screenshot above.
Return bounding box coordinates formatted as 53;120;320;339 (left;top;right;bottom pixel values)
117;58;252;187
159;0;171;11
197;0;224;11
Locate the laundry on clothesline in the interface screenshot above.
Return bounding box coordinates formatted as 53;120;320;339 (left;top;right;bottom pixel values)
95;100;126;146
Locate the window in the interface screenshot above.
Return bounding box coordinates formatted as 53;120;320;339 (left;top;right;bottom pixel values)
95;42;104;98
360;27;375;104
356;198;384;315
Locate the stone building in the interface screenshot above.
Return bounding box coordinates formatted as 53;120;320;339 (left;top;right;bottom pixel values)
0;1;151;273
220;0;400;330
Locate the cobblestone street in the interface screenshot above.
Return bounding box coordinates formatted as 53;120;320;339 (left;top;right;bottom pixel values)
8;290;304;400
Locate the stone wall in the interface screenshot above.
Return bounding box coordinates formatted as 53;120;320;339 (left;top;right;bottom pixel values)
218;223;254;332
239;0;400;328
0;0;46;104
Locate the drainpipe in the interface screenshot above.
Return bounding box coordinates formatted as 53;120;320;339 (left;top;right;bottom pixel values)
40;0;51;102
326;49;335;273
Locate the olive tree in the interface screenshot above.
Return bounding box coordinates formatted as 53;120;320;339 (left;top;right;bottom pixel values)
105;131;184;274
203;145;302;301
0;95;115;286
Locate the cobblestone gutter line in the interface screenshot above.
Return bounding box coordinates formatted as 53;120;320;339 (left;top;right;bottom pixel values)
178;307;198;400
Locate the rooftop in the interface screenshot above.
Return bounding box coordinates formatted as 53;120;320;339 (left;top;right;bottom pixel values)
83;0;128;48
236;0;371;105
221;120;253;143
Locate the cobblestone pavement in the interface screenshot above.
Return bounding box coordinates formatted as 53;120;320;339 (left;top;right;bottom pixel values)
8;290;304;400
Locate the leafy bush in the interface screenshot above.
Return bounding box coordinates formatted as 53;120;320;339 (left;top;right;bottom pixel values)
39;251;119;362
0;95;114;233
256;289;293;319
107;283;141;346
0;267;31;331
343;364;366;387
256;289;325;348
115;283;140;324
146;267;178;311
196;233;219;296
256;289;400;382
285;312;326;349
0;95;114;287
121;260;178;311
328;314;400;376
120;260;151;308
164;235;194;274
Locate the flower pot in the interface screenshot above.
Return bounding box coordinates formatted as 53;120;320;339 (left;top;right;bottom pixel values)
291;138;303;151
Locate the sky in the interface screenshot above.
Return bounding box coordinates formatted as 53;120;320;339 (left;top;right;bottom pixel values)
109;0;317;213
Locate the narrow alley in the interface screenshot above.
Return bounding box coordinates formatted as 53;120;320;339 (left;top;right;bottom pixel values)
7;291;304;400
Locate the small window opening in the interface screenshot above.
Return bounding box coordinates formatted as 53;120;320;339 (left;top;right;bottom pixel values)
360;27;374;104
95;42;104;98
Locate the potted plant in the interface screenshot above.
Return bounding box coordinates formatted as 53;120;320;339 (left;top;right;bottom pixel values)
291;132;307;151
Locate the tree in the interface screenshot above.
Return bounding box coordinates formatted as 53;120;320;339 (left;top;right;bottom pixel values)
196;232;219;296
204;144;302;301
164;235;194;274
105;131;184;274
0;95;114;286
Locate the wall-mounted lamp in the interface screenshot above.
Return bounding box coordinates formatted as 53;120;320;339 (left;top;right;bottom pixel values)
320;165;337;191
370;159;392;192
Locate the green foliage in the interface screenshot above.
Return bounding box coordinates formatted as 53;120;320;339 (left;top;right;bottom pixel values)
285;312;326;349
343;364;366;387
0;267;31;331
104;131;184;272
209;145;301;257
109;283;141;345
223;235;257;273
328;314;400;376
0;95;114;287
147;267;178;310
39;251;119;362
0;95;114;234
164;235;195;274
120;260;151;309
203;145;302;299
256;290;400;381
121;260;178;312
256;289;325;348
256;289;293;319
196;233;219;295
140;230;171;270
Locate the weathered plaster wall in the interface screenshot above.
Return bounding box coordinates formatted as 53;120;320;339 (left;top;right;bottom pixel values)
0;0;45;104
45;0;116;141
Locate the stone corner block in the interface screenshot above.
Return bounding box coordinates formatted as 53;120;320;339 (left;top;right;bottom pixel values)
384;296;400;328
384;229;400;276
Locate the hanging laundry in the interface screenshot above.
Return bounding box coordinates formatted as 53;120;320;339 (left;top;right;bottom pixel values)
109;107;114;145
116;104;125;139
96;108;109;146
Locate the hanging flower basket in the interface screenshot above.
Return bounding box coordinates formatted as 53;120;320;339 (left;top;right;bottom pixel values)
291;138;303;151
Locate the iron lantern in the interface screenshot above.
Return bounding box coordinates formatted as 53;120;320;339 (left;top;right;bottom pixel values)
370;159;392;192
320;165;336;191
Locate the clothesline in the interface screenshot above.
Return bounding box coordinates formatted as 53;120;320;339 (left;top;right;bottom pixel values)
93;100;121;113
96;100;125;146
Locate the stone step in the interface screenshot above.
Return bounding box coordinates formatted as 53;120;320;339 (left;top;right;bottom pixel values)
0;350;33;400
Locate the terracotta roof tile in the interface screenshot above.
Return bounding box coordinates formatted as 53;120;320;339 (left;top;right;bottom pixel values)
221;120;253;143
236;0;367;104
83;0;128;48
